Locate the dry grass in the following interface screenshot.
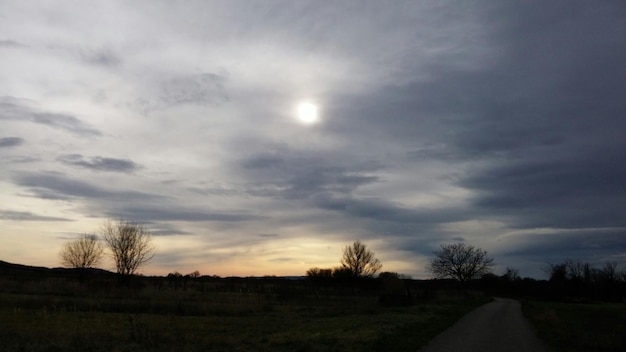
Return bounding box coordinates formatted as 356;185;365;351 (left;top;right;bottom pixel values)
0;278;489;352
523;300;626;352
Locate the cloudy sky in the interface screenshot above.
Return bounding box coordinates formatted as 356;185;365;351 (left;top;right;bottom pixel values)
1;0;624;278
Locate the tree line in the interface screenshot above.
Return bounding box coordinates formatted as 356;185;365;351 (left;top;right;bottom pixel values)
60;222;626;302
307;241;494;284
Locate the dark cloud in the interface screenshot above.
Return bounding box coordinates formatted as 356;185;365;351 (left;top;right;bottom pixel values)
105;206;263;223
2;0;625;276
311;193;468;225
459;154;626;229
318;0;626;243
0;137;24;148
240;152;382;201
0;210;72;222
57;154;139;173
14;172;163;202
0;97;102;136
496;228;626;267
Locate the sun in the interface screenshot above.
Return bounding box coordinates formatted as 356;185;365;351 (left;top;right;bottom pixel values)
296;102;319;125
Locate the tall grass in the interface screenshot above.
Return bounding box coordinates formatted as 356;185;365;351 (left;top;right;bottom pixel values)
0;276;490;352
523;300;626;352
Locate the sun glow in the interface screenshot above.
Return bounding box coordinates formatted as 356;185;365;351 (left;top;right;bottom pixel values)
296;102;319;124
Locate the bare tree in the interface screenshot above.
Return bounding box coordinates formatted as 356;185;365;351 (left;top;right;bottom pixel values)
102;220;156;276
340;240;382;278
429;243;494;283
60;234;104;269
601;262;619;284
503;267;521;282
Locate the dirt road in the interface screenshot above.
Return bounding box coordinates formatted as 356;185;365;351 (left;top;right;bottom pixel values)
418;297;548;352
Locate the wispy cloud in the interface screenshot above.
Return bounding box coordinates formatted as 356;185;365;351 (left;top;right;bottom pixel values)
80;46;122;67
14;172;163;202
0;97;101;137
105;206;263;223
0;39;27;48
57;154;139;173
0;137;24;148
0;210;72;222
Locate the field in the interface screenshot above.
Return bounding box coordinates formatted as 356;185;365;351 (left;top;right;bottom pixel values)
0;275;489;352
522;300;626;352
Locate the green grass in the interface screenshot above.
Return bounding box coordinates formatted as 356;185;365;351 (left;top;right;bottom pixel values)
0;287;489;352
522;300;626;352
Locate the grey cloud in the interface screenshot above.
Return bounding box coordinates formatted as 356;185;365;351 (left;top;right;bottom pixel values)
14;172;163;202
105;206;263;223
318;0;626;240
324;1;624;158
0;97;102;136
0;210;72;222
496;228;626;266
312;193;468;225
159;73;228;106
240;152;382;200
188;186;242;197
459;153;626;229
0;137;24;148
57;154;139;173
258;234;279;238
268;257;295;263
242;154;284;169
1;0;624;277
0;39;26;48
80;46;121;66
6;156;40;164
146;223;190;237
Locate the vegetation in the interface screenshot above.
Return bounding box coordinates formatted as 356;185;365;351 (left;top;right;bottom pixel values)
429;243;494;283
102;220;156;276
6;234;626;352
523;300;626;352
60;234;104;270
307;240;384;281
0;265;489;352
340;240;383;278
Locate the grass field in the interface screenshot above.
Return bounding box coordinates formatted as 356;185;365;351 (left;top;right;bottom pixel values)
0;277;489;352
522;300;626;352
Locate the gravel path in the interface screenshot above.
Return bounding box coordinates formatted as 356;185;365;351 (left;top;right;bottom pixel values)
418;297;548;352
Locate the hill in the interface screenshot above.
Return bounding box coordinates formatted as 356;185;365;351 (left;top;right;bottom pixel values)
0;260;113;276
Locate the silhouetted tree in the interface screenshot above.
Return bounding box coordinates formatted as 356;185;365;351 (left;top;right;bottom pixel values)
306;267;333;279
340;240;382;278
564;259;587;283
60;234;104;270
332;266;353;279
102;220;155;276
429;243;494;283
187;270;201;278
601;262;619;284
503;267;521;282
547;262;568;283
378;271;400;279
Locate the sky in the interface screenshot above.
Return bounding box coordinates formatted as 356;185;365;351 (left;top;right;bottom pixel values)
1;0;624;279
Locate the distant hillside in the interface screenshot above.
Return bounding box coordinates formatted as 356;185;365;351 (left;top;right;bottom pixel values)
0;260;113;276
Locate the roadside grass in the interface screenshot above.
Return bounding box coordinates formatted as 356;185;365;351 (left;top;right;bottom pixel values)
522;300;626;352
0;288;489;352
